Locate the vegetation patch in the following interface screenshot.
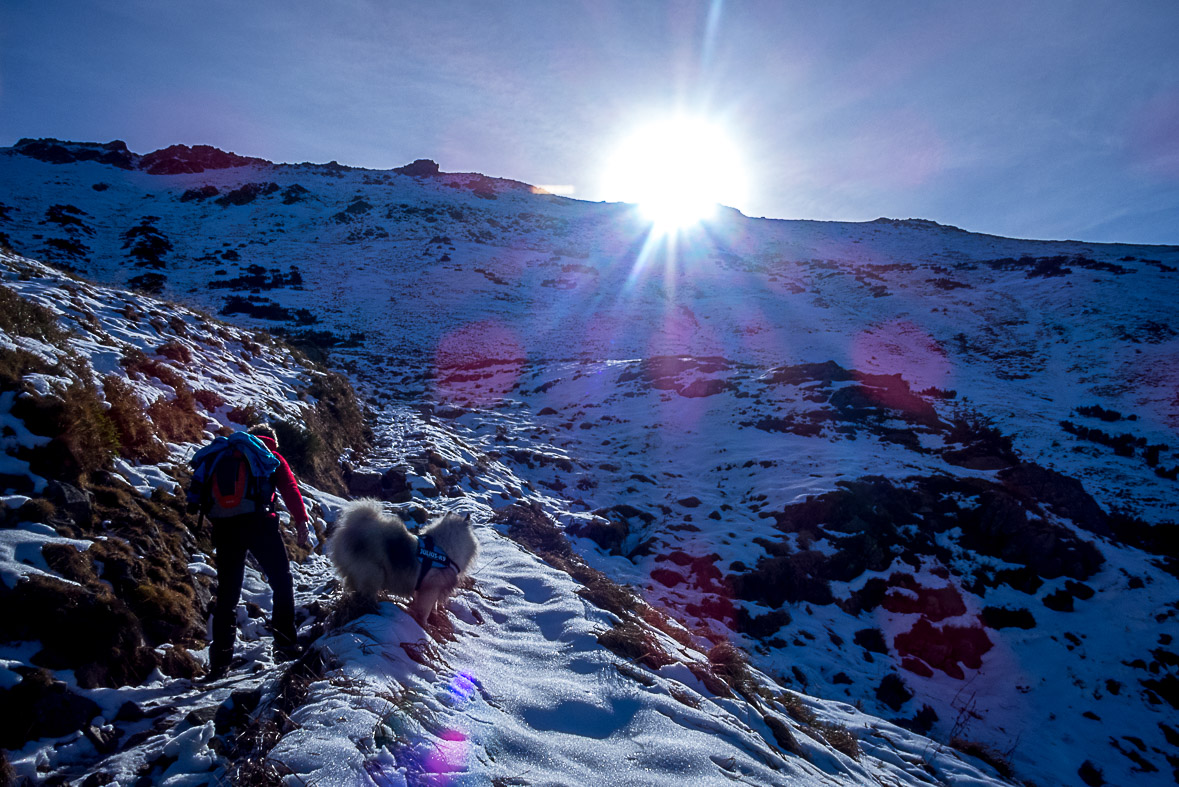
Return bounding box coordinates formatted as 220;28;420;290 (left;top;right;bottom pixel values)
735;471;1105;621
0;284;69;344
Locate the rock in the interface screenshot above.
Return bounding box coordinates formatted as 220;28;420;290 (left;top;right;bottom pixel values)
82;723;121;754
213;182;280;206
854;627;889;654
650;567;685;588
346;469;384;498
981;605;1036;629
180;185;220;202
13;138;135;169
679;379;731;398
1000;463;1111;537
897;704;939;734
46;480;93;527
393;159;441;177
139;144;269;175
1043;588;1075;612
380;468;410;501
0;668;102;749
115;701;146;722
901;656;934;678
185;706;218;727
568;515;628;555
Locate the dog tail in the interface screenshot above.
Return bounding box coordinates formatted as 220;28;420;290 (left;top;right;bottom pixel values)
329;498;399;596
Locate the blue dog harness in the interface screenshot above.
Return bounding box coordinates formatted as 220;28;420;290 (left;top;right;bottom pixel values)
416;534;453;590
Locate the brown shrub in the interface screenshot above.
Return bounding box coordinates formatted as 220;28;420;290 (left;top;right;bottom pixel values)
16;497;57;524
951;738;1013;778
0;284;68;344
0;345;55;389
14;376;118;482
779;691;818;725
818;723;860;760
494;502;676;666
156;340;192;364
293;370;371;494
147;386;206;442
103;374;169;462
597;621;675;669
227;402;262;427
763;714;805;757
193;388;226;411
121;347;184;389
708;640;759;700
0;574;158;688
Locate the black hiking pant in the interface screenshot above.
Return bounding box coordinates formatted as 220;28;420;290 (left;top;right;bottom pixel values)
210;512;296;666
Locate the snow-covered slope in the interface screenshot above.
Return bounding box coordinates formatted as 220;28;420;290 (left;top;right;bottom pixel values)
0;253;1014;786
1;138;1177;785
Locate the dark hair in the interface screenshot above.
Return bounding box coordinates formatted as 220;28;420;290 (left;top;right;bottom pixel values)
249;423;278;446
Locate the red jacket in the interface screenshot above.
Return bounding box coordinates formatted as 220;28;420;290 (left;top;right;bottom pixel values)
255;434;309;526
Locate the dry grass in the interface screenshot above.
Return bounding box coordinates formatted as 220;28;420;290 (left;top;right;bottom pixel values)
102;374;169;462
951;738;1014;778
0;284;68;344
0;346;54;389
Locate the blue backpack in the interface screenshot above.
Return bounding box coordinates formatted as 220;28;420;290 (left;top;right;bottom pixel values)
189;432;281;519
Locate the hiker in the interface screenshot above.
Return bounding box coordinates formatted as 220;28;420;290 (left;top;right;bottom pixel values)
189;424;310;679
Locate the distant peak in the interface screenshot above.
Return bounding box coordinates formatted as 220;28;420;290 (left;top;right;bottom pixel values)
393;159;441;177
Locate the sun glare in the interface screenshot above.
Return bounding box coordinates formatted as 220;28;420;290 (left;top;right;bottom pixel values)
604;116;747;232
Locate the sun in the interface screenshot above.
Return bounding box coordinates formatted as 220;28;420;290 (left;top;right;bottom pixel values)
604;116;748;232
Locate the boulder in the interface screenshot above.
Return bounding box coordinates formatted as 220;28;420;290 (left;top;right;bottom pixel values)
0;668;101;749
393;159;441;177
346;469;384;498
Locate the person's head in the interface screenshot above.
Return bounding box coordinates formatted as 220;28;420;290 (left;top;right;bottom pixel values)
249;423;278;446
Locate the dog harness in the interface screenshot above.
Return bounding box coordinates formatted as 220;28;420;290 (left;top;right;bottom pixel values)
416;534;454;590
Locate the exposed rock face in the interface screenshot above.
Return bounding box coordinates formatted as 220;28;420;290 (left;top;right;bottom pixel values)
139;144;269;175
13;138;136;169
393;158;441;177
12;139;271;175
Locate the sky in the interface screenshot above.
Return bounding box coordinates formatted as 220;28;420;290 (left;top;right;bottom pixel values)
1;0;1177;245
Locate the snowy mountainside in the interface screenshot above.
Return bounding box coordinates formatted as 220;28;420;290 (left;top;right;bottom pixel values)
1;139;1178;784
0;252;1015;785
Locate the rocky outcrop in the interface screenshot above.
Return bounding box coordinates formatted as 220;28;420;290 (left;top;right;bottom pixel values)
13;138;136;169
139;144;270;175
393;159;441;177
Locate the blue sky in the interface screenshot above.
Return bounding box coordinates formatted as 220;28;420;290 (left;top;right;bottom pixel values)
2;0;1177;244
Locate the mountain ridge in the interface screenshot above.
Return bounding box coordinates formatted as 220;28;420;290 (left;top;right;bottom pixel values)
0;138;1177;785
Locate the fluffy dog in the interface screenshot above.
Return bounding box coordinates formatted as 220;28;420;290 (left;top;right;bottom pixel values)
329;499;478;624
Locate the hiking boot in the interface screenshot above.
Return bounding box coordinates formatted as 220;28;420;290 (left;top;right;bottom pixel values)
202;662;230;683
274;642;303;663
203;645;233;682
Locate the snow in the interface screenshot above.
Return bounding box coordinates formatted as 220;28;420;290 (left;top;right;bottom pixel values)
0;146;1176;785
0;521;93;588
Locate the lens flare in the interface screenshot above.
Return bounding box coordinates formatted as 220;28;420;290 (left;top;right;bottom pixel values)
604;115;748;232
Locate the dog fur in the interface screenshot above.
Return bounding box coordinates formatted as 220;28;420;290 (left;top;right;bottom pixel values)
329;499;478;624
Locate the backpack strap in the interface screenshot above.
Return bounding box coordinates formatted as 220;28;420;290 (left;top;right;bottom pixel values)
415;534;453;590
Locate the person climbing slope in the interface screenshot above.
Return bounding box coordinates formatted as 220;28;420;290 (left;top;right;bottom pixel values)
188;423;310;680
